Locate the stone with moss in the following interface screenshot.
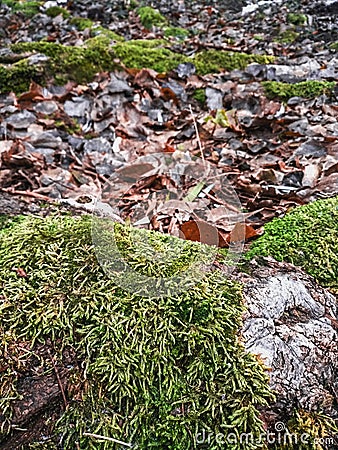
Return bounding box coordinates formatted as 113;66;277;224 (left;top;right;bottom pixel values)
137;6;167;29
0;214;273;449
70;16;94;31
262;80;335;101
246;196;338;291
0;60;39;94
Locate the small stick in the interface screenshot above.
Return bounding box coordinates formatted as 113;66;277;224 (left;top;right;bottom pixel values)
47;350;68;409
83;432;133;447
189;105;205;165
0;187;51;202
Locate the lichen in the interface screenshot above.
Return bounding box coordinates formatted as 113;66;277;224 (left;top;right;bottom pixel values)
137;6;167;29
0;214;273;449
262;80;335;101
246;196;338;291
45;5;70;18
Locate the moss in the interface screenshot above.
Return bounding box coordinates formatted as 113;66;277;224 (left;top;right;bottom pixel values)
192;50;275;75
164;26;189;39
0;214;273;448
45;5;70;18
262;80;335;101
114;40;186;73
246;196;338;290
329;42;338;50
287;13;307;26
90;25;124;42
193;88;206;104
137;6;167;29
11;38;117;87
70;16;94;31
2;0;42;17
4;39;274;93
276;29;299;44
0;59;39;94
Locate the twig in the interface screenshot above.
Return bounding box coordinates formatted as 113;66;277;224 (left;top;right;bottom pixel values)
47;349;68;409
83;433;133;447
189;105;205;165
0;187;51;201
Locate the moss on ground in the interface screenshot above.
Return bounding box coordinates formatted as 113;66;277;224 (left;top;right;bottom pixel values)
45;5;70;18
1;38;274;93
164;26;190;39
0;214;273;449
193;88;206;104
247;196;338;291
287;13;307;26
262;80;335;101
70;16;94;31
2;0;42;17
137;6;167;29
192;50;274;75
276;29;299;44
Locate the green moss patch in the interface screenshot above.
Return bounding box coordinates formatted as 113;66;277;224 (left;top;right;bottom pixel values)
262;80;335;101
137;6;167;29
193;88;206;104
70;16;94;31
247;196;338;291
2;0;42;17
0;215;272;448
287;13;307;26
164;26;190;39
45;5;70;18
1;38;274;93
192;50;274;75
276;29;299;44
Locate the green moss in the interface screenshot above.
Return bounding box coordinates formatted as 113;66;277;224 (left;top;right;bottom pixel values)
193;88;206;104
276;29;299;44
45;5;70;18
329;42;338;50
0;60;39;94
114;40;186;73
137;6;167;29
287;13;307;26
70;16;94;31
2;0;42;17
3;38;274;93
192;50;275;75
90;25;124;42
247;196;338;290
0;215;273;448
11;38;117;87
164;26;189;39
262;80;335;101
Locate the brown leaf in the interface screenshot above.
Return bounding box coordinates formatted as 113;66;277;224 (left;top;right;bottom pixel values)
179;220;227;247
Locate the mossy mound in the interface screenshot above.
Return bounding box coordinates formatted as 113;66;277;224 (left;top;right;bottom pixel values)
1;37;274;93
0;215;272;449
262;80;335;101
137;6;167;30
247;196;338;291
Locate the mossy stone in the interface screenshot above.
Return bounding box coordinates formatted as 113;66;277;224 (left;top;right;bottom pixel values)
246;196;338;291
45;5;70;18
0;214;273;448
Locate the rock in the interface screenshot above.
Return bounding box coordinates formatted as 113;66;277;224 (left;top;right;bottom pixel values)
64;97;91;117
34;101;58;115
5;110;36;129
240;259;338;416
